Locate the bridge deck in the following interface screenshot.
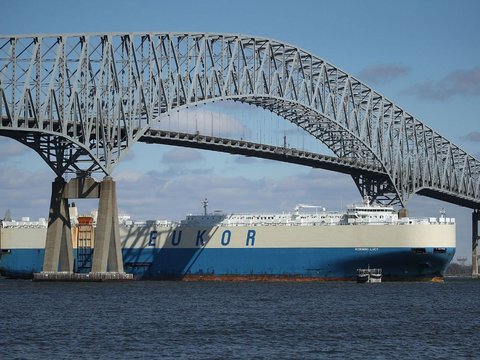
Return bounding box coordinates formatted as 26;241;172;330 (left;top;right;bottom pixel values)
140;130;387;177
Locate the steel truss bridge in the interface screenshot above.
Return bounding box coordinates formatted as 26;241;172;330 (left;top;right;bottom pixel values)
0;33;479;276
1;32;479;209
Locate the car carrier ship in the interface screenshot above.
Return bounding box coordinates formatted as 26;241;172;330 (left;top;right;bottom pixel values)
0;198;456;281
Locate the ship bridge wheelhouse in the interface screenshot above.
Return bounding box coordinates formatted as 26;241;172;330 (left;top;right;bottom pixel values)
345;202;398;224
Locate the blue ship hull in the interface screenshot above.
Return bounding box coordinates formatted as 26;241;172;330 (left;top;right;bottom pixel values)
0;247;455;280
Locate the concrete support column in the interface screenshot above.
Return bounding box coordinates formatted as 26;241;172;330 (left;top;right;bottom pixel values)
91;176;124;273
473;210;479;278
43;177;73;272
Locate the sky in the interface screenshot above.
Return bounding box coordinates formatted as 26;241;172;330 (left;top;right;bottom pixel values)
0;0;479;261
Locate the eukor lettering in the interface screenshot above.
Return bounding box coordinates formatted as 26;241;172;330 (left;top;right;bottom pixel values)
221;230;231;246
196;230;207;247
149;231;157;246
171;229;257;247
171;230;182;246
246;229;256;246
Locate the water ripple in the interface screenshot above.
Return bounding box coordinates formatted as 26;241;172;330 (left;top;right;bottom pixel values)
0;279;478;359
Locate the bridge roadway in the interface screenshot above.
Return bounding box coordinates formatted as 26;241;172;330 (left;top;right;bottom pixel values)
140;129;387;177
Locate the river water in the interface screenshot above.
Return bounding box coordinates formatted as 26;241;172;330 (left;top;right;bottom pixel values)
0;278;478;359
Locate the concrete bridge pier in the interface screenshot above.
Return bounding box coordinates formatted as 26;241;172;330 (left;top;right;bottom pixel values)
473;210;480;278
92;176;124;273
42;177;74;272
35;175;131;281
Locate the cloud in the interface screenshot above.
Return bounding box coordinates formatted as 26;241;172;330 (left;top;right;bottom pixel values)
161;148;205;164
156;108;247;137
461;131;480;142
357;64;410;85
458;132;480;160
111;167;359;221
0;152;452;223
0;137;30;160
120;149;135;162
114;171;144;183
233;155;257;164
403;67;480;100
0;165;52;219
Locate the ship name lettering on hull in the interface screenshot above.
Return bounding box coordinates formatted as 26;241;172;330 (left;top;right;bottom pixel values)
196;230;207;246
171;230;183;246
169;229;257;247
221;230;231;246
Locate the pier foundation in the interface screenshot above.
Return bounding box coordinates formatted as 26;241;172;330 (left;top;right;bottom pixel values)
473;210;480;278
37;175;128;281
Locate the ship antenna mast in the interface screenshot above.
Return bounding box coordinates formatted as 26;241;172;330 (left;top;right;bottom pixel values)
202;198;208;216
440;208;446;218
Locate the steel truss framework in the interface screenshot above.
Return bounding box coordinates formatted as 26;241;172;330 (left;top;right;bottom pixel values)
0;33;479;208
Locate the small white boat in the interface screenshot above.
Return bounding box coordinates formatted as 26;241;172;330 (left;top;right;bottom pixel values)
356;266;382;283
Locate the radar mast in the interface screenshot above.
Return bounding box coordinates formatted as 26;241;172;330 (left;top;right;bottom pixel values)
202;198;208;216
